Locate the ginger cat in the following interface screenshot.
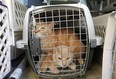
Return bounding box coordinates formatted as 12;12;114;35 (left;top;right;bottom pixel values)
53;45;76;69
38;45;76;74
33;22;85;74
33;22;56;52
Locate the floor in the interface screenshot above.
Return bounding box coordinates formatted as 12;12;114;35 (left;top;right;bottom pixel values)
20;62;102;79
20;47;102;79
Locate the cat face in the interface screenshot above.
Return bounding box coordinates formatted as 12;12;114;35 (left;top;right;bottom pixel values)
53;45;74;68
32;22;54;38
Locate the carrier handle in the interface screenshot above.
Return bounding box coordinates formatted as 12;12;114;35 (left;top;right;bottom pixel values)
43;0;87;5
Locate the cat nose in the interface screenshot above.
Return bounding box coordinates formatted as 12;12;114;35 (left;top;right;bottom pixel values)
63;64;66;67
63;62;67;68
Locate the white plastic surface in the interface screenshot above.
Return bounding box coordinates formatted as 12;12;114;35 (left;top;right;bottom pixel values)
0;3;11;79
4;0;28;45
102;12;116;79
16;40;26;48
4;0;28;59
93;13;111;39
94;36;103;46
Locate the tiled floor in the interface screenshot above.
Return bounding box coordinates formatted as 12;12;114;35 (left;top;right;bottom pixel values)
20;62;102;79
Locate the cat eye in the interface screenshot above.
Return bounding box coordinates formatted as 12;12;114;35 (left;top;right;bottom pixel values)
67;57;70;60
41;27;45;29
58;57;62;60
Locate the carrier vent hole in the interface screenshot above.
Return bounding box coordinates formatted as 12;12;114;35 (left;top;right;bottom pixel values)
0;9;3;13
0;34;3;39
2;57;5;63
1;46;4;52
0;21;3;26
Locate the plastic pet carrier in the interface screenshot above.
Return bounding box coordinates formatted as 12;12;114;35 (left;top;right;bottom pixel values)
93;11;112;65
0;1;11;79
95;12;116;79
93;13;112;39
17;3;103;79
3;0;28;59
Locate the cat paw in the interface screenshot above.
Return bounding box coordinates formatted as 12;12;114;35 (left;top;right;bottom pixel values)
78;59;84;65
39;68;47;73
69;62;76;70
50;68;60;74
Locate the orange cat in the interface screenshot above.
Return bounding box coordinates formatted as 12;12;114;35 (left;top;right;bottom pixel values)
33;22;85;74
53;45;76;69
38;45;77;74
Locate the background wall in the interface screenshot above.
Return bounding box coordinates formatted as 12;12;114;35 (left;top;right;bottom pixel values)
16;0;43;7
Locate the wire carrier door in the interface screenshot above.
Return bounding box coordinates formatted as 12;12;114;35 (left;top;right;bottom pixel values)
28;5;89;78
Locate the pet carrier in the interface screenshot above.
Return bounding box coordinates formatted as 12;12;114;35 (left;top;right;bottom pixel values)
93;11;112;65
17;3;103;79
3;0;28;59
93;11;116;79
95;12;116;79
93;13;113;39
0;1;11;79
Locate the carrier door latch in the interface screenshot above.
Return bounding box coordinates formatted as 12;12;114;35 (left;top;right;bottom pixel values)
90;39;97;48
90;36;103;48
16;40;27;49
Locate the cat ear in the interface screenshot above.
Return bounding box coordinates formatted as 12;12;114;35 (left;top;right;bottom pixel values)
47;22;54;29
54;46;60;54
